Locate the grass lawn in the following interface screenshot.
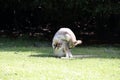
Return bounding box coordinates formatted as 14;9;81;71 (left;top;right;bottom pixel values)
0;38;120;80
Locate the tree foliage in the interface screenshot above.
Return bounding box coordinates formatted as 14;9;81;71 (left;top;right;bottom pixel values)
0;0;120;43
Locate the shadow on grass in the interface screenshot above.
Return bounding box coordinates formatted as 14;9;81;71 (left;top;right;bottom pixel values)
73;54;99;58
29;54;96;59
29;54;119;59
29;54;55;58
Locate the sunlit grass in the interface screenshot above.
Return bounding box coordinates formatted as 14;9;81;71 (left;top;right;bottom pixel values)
0;38;120;80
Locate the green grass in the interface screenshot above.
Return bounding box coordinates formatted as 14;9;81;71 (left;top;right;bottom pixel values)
0;38;120;80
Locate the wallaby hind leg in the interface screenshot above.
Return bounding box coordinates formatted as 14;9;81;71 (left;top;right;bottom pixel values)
63;45;73;58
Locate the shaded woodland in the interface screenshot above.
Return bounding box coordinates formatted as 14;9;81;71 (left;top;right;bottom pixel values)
0;0;120;44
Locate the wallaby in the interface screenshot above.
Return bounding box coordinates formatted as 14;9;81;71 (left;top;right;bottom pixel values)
52;28;82;58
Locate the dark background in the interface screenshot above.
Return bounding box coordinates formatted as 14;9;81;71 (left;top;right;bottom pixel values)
0;0;120;44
